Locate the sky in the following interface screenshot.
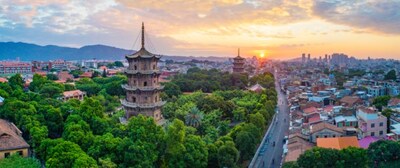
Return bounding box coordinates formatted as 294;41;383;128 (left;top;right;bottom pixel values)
0;0;400;60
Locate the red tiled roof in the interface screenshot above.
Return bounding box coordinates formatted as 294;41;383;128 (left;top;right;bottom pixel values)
388;98;400;107
0;77;8;83
310;122;344;134
358;106;376;114
340;96;361;107
304;107;318;114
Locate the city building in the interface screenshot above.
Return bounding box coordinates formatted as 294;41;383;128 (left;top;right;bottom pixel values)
62;90;86;101
232;48;245;74
357;107;387;138
121;23;165;122
0;62;32;74
330;53;349;65
309;122;344;143
0;119;30;159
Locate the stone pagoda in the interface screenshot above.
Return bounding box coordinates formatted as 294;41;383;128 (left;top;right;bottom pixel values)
233;48;245;73
121;23;165;122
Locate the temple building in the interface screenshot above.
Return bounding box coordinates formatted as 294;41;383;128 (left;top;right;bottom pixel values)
232;48;245;74
121;23;165;122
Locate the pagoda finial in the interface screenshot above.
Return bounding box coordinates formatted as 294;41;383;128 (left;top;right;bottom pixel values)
238;48;240;56
141;22;145;49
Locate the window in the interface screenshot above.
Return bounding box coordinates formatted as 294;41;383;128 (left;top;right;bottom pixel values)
144;81;147;86
134;65;137;70
379;122;384;127
155;96;157;101
145;97;148;101
379;131;383;135
132;96;136;103
316;135;319;138
324;135;328;138
153;65;156;69
371;123;375;128
4;152;10;158
134;80;136;85
333;135;336;138
17;151;23;156
371;132;375;136
345;122;350;126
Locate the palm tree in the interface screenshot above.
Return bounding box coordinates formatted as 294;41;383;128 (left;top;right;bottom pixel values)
185;107;204;128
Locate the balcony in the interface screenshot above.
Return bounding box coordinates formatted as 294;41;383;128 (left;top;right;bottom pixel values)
121;84;164;91
121;99;166;108
124;69;161;75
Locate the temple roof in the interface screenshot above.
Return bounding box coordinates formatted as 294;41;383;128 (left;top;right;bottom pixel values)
125;48;162;59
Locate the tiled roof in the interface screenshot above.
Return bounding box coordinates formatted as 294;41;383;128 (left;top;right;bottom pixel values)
340;96;361;106
63;90;85;97
388;98;400;107
358;106;376;114
303;107;318;114
310;122;344;134
0;77;8;83
0;119;29;151
247;83;265;92
358;136;379;149
317;136;360;150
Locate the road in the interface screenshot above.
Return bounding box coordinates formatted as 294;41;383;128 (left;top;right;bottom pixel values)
253;69;290;168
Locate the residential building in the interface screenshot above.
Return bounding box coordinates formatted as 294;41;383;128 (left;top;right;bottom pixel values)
357;107;387;138
334;115;358;128
0;119;30;159
121;23;165;122
62;90;86;101
0;96;4;106
339;96;363;108
316;136;359;150
0;62;32;74
247;83;265;93
309;122;344;143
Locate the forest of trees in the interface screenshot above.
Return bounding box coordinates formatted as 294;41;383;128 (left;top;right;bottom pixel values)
0;68;277;167
283;140;400;168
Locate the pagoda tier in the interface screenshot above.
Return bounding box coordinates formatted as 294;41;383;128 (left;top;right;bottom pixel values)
126;48;162;60
122;84;164;91
124;69;161;75
121;99;166;109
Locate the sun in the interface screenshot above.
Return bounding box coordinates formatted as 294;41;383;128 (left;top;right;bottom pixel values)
260;52;265;58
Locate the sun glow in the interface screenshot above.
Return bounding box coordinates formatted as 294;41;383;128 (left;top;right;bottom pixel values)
259;52;265;58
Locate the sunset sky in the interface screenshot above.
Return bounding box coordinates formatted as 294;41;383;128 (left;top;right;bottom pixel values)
0;0;399;60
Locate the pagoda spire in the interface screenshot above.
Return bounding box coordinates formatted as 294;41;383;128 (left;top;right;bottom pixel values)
141;22;145;49
238;48;240;56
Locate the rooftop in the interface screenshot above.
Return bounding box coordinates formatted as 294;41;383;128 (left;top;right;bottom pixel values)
0;119;30;151
317;136;360;150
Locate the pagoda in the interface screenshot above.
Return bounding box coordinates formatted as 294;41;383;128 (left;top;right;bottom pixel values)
232;48;245;73
121;23;165;122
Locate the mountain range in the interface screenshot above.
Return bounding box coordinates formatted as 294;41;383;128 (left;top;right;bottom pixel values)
0;42;230;62
0;42;134;61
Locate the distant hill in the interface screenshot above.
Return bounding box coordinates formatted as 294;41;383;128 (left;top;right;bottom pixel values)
0;42;230;62
0;42;134;61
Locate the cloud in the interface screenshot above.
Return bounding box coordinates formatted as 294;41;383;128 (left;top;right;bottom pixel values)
312;0;400;34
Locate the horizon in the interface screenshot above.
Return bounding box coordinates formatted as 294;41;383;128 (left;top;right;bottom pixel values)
0;1;400;59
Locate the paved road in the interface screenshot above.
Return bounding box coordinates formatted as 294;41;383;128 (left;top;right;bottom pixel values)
257;69;290;168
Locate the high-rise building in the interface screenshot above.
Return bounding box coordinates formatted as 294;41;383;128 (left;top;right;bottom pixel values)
302;53;306;64
331;53;349;65
308;54;311;62
121;23;165;122
233;48;245;73
325;54;328;63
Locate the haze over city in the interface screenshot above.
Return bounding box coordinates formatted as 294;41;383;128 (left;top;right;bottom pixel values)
1;0;400;59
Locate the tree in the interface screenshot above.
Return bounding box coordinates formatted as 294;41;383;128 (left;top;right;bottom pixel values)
0;154;41;168
8;74;24;89
297;147;341;168
166;119;186;167
339;147;369;167
382;109;394;133
373;95;391;111
46;74;59;80
92;71;101;78
249;112;266;130
368;140;400;166
29;74;48;92
217;140;239;167
39;83;64;98
184;135;208;167
45;140;98;168
114;61;124;67
88;133;122;162
185;107;204;128
163;82;182;98
235;130;257;161
385;69;397;80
